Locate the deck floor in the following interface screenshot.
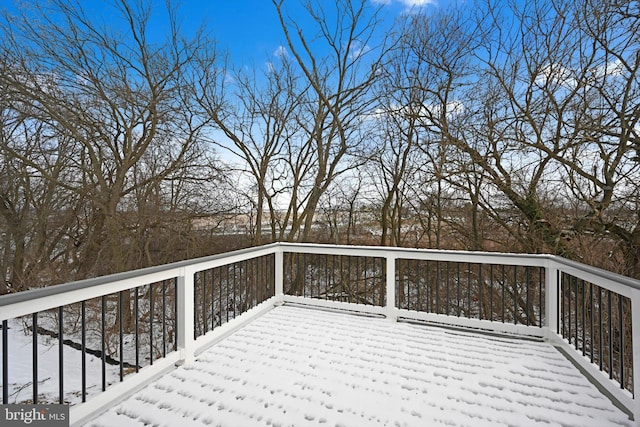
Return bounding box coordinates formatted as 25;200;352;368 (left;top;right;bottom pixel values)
87;305;633;427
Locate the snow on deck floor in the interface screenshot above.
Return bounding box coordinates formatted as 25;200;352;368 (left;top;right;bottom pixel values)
87;305;633;427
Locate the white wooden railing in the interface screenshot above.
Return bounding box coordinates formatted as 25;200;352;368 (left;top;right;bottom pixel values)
0;243;638;424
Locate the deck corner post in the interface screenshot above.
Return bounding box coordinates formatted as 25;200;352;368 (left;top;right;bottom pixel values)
544;259;559;336
275;246;285;303
385;254;398;321
177;266;195;363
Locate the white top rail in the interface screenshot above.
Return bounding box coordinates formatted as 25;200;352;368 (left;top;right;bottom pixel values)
0;243;279;321
2;242;640;321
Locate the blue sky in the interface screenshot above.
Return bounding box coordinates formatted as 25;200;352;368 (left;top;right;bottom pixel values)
164;0;440;64
178;0;438;63
2;0;441;65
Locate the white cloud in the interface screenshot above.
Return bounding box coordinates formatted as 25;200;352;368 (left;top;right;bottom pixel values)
273;45;288;58
400;0;436;5
265;61;276;73
535;63;577;90
349;41;371;60
360;100;465;123
593;59;624;78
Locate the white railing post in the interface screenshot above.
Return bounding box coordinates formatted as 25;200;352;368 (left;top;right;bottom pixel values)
386;254;398;321
545;260;559;337
275;247;284;304
631;288;640;423
177;267;195;363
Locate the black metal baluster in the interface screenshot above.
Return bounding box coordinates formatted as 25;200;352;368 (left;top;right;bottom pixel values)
427;260;431;312
573;277;580;350
2;319;7;404
435;261;440;314
150;284;154;365
407;259;412;309
598;286;603;371
101;296;106;391
217;268;222;322
568;276;573;346
58;306;64;403
255;258;260;306
406;259;411;308
478;264;483;320
218;267;223;325
270;253;275;296
589;283;594;363
363;257;368;305
525;267;530;326
174;278;178;351
514;266;518;325
399;260;405;309
214;268;216;331
489;264;493;322
194;274;200;338
233;263;237;318
324;254;329;301
619;294;624;389
81;301;87;401
608;290;613;379
446;261;450;315
202;272;207;335
239;262;244;311
538;267;543;327
225;267;229;323
347;255;352;303
246;261;252;310
135;288;139;372
581;280;586;356
560;273;565;337
467;262;472;317
119;291;124;381
162;280;167;357
355;257;360;304
32;312;38;404
255;259;260;306
502;265;506;323
556;271;561;334
415;260;420;312
457;262;461;317
242;260;247;310
340;255;345;302
288;253;293;296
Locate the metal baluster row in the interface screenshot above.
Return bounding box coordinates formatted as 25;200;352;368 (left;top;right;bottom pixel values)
283;253;385;306
396;260;544;326
193;254;275;339
559;272;631;392
1;280;178;405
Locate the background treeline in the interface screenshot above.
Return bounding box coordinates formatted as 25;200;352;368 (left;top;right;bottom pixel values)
1;0;639;294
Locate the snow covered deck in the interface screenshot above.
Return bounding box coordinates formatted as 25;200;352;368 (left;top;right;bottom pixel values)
87;304;632;427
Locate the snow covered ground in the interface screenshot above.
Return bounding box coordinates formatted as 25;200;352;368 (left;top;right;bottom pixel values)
1;318;121;404
86;305;632;427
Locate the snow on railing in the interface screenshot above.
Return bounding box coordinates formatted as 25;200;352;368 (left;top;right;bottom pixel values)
1;242;639;424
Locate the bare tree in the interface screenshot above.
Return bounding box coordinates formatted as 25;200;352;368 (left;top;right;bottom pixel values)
196;0;388;243
398;0;640;275
272;0;387;242
194;53;307;244
0;0;219;284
